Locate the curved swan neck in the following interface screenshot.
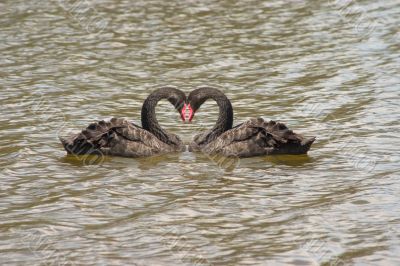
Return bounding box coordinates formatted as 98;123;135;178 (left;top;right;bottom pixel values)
193;87;233;136
141;88;176;144
211;93;233;134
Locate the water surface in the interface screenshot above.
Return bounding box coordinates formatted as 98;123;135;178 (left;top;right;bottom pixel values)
1;0;399;265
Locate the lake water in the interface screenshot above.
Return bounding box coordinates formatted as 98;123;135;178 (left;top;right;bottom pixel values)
1;0;399;265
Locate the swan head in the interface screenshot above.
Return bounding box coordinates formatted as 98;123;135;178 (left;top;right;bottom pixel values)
186;86;227;122
185;88;209;122
163;87;187;122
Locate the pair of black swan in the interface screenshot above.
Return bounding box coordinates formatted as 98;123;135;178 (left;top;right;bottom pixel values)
60;86;315;158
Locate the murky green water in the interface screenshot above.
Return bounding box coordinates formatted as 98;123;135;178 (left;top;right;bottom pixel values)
1;0;399;265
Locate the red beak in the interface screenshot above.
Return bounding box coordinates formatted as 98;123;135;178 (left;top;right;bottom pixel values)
187;104;194;122
180;104;187;121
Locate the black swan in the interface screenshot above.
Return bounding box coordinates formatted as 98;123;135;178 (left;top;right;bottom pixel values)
60;86;186;157
186;86;315;158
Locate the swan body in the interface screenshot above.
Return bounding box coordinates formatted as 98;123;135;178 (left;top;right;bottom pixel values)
187;87;315;158
60;87;186;157
190;118;315;157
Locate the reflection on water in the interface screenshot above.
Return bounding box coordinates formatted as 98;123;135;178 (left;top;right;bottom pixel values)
0;0;399;265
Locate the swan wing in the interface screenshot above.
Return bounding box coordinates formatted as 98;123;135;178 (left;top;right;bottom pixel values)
60;118;170;157
202;118;315;157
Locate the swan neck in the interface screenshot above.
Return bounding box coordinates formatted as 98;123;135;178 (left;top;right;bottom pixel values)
212;94;233;135
141;93;172;144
